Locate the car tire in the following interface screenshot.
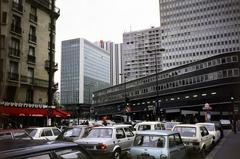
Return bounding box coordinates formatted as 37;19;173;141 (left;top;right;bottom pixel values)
200;146;207;157
112;149;121;159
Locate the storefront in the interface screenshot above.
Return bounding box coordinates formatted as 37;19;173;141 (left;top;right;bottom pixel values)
0;102;70;128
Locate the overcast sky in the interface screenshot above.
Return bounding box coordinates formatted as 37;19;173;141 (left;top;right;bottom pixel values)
55;0;160;83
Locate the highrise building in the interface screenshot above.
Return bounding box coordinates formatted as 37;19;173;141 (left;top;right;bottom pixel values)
95;40;123;85
0;0;59;104
61;38;110;113
122;27;162;81
159;0;240;70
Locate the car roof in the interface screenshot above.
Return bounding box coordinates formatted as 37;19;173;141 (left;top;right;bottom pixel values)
173;124;199;128
196;123;215;126
92;125;131;129
26;127;58;129
136;121;163;125
0;141;80;159
136;130;179;136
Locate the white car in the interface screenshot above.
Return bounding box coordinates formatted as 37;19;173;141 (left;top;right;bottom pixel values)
196;123;221;143
25;127;61;141
134;121;165;131
76;125;135;159
172;124;213;152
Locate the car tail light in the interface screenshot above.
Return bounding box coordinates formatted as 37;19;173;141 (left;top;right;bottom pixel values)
96;143;107;150
160;154;168;159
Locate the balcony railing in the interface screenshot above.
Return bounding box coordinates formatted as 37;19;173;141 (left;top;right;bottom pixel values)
45;60;58;72
11;24;22;35
29;14;38;23
21;75;48;88
8;72;19;81
29;34;37;43
27;55;36;63
32;0;60;16
12;2;23;13
9;47;20;57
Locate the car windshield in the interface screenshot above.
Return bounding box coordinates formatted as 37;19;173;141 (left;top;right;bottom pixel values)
173;127;196;137
165;123;177;129
134;135;165;148
87;128;112;138
138;125;151;131
63;127;82;137
25;128;37;137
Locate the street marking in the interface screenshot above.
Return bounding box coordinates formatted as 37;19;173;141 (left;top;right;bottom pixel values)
205;130;232;159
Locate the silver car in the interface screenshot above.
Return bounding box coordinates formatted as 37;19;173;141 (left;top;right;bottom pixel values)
129;130;186;159
76;125;135;159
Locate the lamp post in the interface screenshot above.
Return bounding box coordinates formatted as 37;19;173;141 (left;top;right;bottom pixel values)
147;48;165;121
119;73;129;120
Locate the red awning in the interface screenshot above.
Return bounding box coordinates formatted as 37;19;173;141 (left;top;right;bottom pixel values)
0;106;70;118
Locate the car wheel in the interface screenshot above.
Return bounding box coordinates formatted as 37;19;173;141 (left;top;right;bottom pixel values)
200;146;207;157
112;149;121;159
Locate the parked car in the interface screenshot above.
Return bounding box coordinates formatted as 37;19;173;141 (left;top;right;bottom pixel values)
172;124;213;152
129;130;186;159
56;125;91;142
76;125;135;159
164;122;182;130
25;127;61;141
134;121;165;131
220;119;232;129
0;129;32;140
0;140;95;159
196;123;221;143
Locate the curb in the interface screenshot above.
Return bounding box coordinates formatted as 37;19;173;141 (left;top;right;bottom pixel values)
205;130;232;159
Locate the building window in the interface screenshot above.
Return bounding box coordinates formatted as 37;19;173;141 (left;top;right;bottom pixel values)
9;61;19;80
9;38;20;57
28;46;36;63
1;12;7;24
0;35;5;49
28;67;34;84
29;6;37;22
11;15;22;34
29;25;36;42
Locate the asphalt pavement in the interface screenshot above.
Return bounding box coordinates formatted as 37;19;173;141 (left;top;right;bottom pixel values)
205;130;240;159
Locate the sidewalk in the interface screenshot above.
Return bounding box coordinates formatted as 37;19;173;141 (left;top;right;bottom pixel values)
206;130;240;159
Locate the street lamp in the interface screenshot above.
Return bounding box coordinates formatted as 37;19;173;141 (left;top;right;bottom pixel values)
119;73;129;120
147;48;165;121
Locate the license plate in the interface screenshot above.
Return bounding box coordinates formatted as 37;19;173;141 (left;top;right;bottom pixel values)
84;145;94;149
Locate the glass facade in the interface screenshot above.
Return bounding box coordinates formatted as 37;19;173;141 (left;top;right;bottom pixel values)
61;38;110;105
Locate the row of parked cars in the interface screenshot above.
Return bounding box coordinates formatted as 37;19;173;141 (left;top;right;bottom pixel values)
0;120;225;159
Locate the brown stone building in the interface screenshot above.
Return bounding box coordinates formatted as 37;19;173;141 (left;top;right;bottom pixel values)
0;0;59;104
0;0;61;127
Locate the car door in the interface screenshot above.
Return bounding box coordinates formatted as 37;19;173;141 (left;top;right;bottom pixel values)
200;127;211;149
168;135;179;159
202;127;212;147
174;133;186;159
124;127;135;148
116;128;128;150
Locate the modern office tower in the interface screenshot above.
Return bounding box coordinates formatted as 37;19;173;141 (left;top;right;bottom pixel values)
159;0;240;70
0;0;59;104
61;38;110;109
95;40;123;85
122;26;162;81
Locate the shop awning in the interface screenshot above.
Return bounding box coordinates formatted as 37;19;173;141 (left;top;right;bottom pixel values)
0;106;70;118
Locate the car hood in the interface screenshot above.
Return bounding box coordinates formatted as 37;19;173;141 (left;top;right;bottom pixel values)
76;138;112;144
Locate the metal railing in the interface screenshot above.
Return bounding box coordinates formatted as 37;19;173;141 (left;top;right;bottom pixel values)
11;24;22;35
29;34;37;43
27;55;36;63
20;75;48;88
9;47;20;57
29;14;38;22
8;72;19;81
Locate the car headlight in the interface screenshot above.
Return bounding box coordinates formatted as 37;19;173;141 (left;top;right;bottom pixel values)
160;154;168;159
96;143;107;150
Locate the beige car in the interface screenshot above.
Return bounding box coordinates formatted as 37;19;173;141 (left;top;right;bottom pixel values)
134;121;165;131
172;124;213;152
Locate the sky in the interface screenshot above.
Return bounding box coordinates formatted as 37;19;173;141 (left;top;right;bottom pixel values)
55;0;160;83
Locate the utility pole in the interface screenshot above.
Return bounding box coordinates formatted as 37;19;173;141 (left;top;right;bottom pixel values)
47;0;56;126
